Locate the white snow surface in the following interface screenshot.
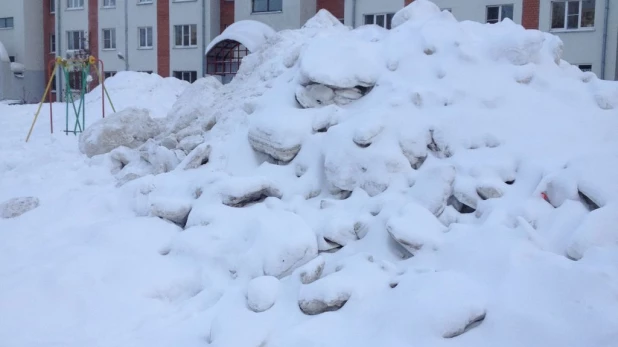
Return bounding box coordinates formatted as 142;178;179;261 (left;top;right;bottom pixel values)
2;1;618;346
0;40;9;63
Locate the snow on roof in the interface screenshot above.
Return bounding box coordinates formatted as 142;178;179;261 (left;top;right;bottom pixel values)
0;40;9;63
206;20;276;54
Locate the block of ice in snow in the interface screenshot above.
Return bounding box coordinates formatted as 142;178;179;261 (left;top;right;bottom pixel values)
178;143;212;170
297;255;326;284
219;178;282;208
78;107;161;158
150;199;192;227
408;164;456;216
295;84;335;109
166;76;220;133
248;109;312;162
0;197;39;219
247;276;280;312
299;34;382;88
386;202;447;255
566;205;618;260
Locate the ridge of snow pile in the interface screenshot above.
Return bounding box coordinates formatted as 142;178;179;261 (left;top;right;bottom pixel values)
2;1;618;346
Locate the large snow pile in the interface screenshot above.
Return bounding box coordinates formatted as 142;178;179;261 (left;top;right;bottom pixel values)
2;1;618;346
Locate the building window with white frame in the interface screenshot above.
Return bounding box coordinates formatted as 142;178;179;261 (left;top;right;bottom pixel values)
0;17;14;29
486;4;514;24
138;27;153;48
173;71;197;83
67;30;85;50
364;13;395;29
102;28;116;49
551;0;595;30
252;0;282;13
50;0;56;13
50;34;56;53
174;25;198;47
67;0;85;9
138;0;153;4
578;64;592;72
103;0;116;8
104;71;116;79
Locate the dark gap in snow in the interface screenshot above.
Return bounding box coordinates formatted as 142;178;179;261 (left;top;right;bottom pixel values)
389;282;398;289
315;127;328;133
447;195;476;214
505;179;515;185
194;187;203;199
443;312;486;338
159;247;171;256
225;193;271;208
578;190;600;211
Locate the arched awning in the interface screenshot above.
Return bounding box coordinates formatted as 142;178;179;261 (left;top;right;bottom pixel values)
205;21;275;84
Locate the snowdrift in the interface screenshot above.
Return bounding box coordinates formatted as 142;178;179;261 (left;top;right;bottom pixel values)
2;1;618;346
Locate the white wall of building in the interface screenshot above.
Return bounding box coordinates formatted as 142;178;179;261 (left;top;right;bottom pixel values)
0;1;23;62
99;0;127;74
235;0;306;31
539;0;618;79
127;0;157;73
170;0;203;77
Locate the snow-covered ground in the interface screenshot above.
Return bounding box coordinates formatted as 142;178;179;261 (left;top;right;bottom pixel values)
2;1;618;346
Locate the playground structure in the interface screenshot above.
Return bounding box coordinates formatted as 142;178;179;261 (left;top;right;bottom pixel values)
25;55;116;142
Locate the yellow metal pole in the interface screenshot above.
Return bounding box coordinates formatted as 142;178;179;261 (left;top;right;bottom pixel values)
26;64;58;143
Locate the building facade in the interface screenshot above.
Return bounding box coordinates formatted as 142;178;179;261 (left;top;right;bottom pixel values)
0;1;44;103
0;0;616;103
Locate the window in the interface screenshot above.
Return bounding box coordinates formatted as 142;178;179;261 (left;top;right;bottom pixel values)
486;4;514;24
67;0;84;9
104;71;116;79
50;0;56;13
578;64;592;72
138;27;153;48
138;70;153;74
50;34;56;53
51;75;57;92
551;0;595;30
174;25;198;47
364;13;395;29
102;28;116;49
138;0;153;4
103;0;116;7
252;0;282;13
442;8;452;12
67;30;85;50
173;71;198;83
9;56;15;63
0;17;14;29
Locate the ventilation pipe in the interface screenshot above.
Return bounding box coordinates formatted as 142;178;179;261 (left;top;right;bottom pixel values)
601;0;609;79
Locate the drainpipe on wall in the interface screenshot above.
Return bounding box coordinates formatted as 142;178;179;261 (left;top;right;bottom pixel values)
352;0;357;28
202;0;207;77
56;0;63;102
601;0;609;79
124;0;129;71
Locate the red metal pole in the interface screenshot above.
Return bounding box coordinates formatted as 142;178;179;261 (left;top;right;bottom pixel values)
48;60;55;134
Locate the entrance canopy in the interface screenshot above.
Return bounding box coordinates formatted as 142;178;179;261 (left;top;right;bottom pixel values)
205;21;275;84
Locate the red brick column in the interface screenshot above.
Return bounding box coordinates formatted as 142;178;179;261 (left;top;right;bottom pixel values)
157;0;170;77
522;0;540;29
220;0;235;33
317;0;344;20
43;0;56;101
88;0;98;57
404;0;414;5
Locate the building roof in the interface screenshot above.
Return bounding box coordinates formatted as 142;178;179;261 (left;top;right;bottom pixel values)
206;20;276;54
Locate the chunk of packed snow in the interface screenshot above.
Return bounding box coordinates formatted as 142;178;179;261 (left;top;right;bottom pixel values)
0;197;39;219
386;202;447;254
247;276;280;312
566;204;618;260
78;107;161;157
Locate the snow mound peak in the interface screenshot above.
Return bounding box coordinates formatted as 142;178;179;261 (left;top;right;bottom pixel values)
391;0;443;29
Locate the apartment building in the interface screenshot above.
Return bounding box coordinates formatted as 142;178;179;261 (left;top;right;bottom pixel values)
0;0;616;103
0;1;44;102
